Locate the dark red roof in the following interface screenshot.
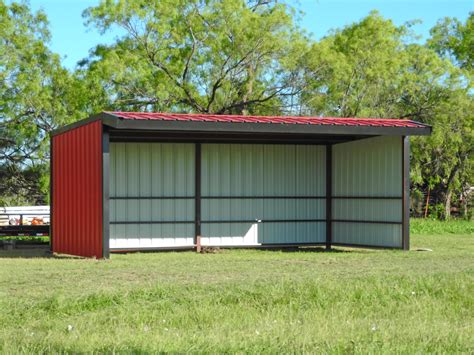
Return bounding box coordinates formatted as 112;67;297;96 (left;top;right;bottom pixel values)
107;112;427;128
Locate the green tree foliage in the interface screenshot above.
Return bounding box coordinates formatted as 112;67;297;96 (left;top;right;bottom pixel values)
414;15;473;219
424;13;473;218
300;12;473;219
428;12;474;71
301;12;458;120
301;12;412;118
0;2;471;219
82;0;309;114
0;1;100;204
412;89;473;219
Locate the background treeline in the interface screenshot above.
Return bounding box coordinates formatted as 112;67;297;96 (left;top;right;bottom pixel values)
0;1;472;219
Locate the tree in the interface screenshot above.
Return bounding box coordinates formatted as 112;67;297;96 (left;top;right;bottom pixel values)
0;1;97;205
300;11;412;118
428;12;474;71
409;73;473;218
82;0;309;115
300;11;473;219
423;13;474;218
0;2;471;219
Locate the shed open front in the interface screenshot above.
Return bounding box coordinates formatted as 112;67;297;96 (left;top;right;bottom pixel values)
51;112;430;258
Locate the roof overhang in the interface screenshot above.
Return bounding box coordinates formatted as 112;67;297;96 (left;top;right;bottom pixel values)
51;112;432;142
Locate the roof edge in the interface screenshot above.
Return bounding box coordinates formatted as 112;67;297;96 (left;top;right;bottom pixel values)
50;112;118;137
50;111;432;137
109;116;432;136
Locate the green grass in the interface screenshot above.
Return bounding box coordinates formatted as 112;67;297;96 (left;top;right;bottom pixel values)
0;235;49;243
411;218;474;235
0;233;473;353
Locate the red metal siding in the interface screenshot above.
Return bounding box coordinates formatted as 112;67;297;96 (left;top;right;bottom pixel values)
107;111;427;128
52;120;103;258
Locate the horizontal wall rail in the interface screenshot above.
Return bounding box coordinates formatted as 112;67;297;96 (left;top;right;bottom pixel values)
203;219;325;224
110;196;327;200
332;219;402;225
111;221;194;224
112;219;326;225
332;196;402;200
202;196;326;199
110;196;193;200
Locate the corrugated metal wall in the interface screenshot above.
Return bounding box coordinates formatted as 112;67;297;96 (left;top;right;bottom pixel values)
109;138;402;249
201;144;326;245
332;136;403;247
52;121;103;257
109;143;195;248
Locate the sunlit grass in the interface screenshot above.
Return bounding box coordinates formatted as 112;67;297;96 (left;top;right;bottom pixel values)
411;218;474;235
0;232;472;353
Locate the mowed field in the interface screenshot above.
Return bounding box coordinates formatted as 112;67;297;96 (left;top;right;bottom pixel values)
0;221;473;353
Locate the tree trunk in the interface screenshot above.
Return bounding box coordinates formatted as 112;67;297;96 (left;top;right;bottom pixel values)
461;189;469;219
462;197;468;218
424;187;430;218
444;189;452;220
443;162;461;220
241;64;255;116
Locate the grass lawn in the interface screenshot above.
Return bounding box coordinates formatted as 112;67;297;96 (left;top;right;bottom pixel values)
0;229;473;352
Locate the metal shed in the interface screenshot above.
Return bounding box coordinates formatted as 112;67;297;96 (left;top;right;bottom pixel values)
50;112;431;258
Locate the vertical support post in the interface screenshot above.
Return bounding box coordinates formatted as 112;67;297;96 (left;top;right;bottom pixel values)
196;235;202;253
195;143;201;250
49;135;53;252
402;136;410;251
326;144;332;250
102;127;110;259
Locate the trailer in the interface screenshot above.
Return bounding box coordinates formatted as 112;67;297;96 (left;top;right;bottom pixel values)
0;206;50;236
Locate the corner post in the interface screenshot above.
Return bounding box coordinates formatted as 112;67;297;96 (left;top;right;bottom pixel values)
195;143;201;250
402;136;410;250
49;134;53;252
326;144;332;250
102;127;110;258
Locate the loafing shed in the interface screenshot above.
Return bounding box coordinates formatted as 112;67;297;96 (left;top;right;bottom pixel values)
50;112;431;258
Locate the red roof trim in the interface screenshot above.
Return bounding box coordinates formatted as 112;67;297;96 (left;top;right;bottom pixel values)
106;111;427;129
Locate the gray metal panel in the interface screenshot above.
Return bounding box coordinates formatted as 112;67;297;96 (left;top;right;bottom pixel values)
109;143;195;248
295;145;326;196
110;223;194;248
202;199;325;221
202;144;326;196
202;198;264;221
112;199;194;222
201;222;325;246
263;145;296;196
332;136;403;247
333;222;402;248
202;144;265;196
333;199;402;222
260;222;326;244
201;144;326;245
333;136;402;197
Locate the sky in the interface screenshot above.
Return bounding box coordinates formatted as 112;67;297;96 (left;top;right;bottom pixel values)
21;0;474;69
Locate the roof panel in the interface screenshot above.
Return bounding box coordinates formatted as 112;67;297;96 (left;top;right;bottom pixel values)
106;111;427;129
51;111;432;137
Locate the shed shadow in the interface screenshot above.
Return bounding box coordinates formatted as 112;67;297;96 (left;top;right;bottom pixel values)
0;245;82;259
257;246;349;253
